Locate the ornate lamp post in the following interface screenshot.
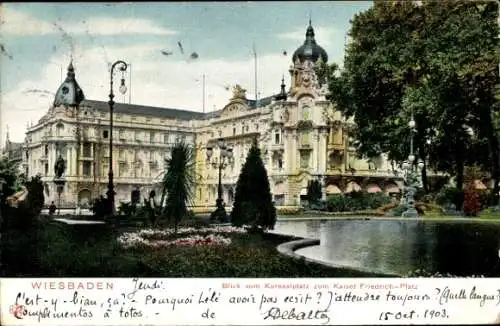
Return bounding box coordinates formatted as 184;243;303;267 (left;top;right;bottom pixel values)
206;139;233;222
106;60;128;215
401;114;425;217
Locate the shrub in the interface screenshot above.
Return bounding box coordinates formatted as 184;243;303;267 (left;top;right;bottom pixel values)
435;187;462;207
326;195;345;212
326;192;392;212
365;192;392;209
306;180;322;206
118;202;134;217
277;207;302;215
386;204;407;217
463;186;481;216
3;175;45;231
24;175;45;217
377;202;398;213
91;196;108;219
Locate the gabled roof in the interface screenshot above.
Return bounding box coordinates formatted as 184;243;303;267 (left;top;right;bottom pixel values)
79;93;278;122
81;99;205;121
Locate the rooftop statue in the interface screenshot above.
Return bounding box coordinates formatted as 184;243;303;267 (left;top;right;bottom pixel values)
232;84;247;100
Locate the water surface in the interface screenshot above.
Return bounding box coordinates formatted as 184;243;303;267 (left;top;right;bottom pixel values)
273;219;500;276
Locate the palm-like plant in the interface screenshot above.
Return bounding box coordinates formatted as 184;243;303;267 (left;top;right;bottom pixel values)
160;142;195;233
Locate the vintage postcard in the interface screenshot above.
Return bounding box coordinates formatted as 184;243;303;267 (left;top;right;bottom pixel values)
0;1;499;325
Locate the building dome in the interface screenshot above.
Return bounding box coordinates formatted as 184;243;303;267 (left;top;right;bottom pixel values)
53;61;85;107
292;21;328;64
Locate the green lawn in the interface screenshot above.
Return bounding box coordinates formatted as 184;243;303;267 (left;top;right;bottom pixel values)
1;218;387;278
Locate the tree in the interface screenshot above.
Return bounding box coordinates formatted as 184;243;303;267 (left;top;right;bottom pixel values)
0;157;19;229
306;180;322;205
320;0;499;206
0;157;18;204
231;139;276;231
22;175;45;217
162;142;195;233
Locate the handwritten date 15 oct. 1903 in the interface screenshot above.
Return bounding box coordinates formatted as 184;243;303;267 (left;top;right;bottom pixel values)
379;308;449;321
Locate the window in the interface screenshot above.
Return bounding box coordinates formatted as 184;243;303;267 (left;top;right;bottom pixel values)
241;126;245;134
233;128;236;136
83;161;91;176
274;131;280;145
103;130;109;139
83;143;91;157
255;124;259;131
164;133;169;144
56;123;64;136
119;129;125;140
245;125;249;132
44;163;48;176
44;145;49;156
303;108;310;120
150;132;155;143
278;158;283;169
300;152;311;169
102;164;109;177
119;149;125;160
301;132;309;146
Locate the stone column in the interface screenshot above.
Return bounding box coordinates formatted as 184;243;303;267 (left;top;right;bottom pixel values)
319;130;328;174
292;131;298;171
313;131;319;172
283;130;290;172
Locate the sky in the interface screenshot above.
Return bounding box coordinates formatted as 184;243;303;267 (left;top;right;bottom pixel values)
0;1;372;145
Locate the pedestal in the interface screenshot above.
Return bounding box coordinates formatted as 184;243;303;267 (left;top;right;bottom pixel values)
402;185;419;218
54;178;66;215
210;198;228;223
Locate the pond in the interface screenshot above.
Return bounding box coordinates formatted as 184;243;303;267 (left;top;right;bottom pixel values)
273;219;500;277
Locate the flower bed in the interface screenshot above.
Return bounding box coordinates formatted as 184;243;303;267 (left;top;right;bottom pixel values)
117;226;246;249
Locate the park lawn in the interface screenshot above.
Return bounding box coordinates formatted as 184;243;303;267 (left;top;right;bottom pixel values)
1;219;386;278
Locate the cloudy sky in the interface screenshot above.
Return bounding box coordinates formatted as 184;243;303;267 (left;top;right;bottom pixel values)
0;1;372;145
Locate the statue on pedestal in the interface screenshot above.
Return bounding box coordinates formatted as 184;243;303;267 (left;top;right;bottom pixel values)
54;155;66;179
54;154;67;215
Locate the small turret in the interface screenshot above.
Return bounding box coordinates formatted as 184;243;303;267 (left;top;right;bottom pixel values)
274;75;287;101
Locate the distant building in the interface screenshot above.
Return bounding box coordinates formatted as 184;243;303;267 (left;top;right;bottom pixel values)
2;131;24;174
23;22;403;209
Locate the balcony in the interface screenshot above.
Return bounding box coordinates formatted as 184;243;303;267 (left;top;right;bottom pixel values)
270;143;284;151
327;143;344;151
298;143;312;151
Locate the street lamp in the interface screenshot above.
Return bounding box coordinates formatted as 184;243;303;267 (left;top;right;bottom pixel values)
106;60;128;215
401;113;425;218
206;139;234;222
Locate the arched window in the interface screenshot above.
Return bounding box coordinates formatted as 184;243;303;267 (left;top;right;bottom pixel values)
56;123;64;136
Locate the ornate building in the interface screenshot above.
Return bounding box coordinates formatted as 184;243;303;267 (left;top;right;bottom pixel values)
22;22;402;209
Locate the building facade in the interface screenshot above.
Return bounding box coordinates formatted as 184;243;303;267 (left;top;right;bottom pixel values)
22;22;402;209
